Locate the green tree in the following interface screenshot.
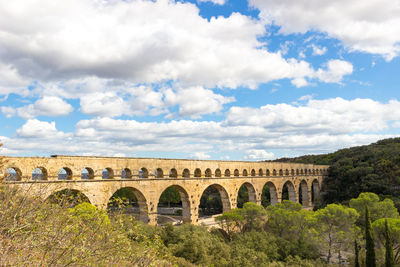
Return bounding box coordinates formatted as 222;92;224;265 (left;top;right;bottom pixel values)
237;185;249;208
366;206;376;267
313;204;359;263
159;186;181;207
372;218;400;264
355;239;360;267
385;219;394;267
216;208;245;240
349;192;399;225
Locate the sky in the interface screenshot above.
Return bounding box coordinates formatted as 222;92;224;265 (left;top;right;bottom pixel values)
0;0;399;160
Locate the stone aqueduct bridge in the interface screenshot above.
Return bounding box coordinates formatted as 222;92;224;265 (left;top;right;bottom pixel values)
2;155;328;225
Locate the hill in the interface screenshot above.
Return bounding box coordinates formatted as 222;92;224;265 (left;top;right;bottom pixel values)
273;138;400;206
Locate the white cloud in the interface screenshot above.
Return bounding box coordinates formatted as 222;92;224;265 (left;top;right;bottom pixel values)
250;0;400;60
0;0;352;98
190;152;211;160
315;60;353;83
311;44;327;56
244;149;275;160
2;96;73;119
2;98;399;158
197;0;226;5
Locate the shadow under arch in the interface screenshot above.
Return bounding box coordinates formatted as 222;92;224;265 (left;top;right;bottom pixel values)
47;189;91;207
311;179;321;205
199;183;230;217
157;184;191;225
298;179;309;206
261;181;278;207
107;187;149;223
282;180;296;202
237;182;257;208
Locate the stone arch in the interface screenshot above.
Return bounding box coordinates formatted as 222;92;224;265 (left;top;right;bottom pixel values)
169;168;178;178
279;169;283;176
282;181;296;202
47;188;91;207
266;169;270;176
309;169;312;175
155;168;164;178
298;180;309;207
312;169;316;175
251;169;256;176
237;182;257;208
199;183;231;216
285;169;289;176
300;169;304;175
139;168;148;178
312;179;321;204
32;167;48;180
4;167;22;181
242;169;248;176
102;168;114;179
272;169;277;176
291;169;295;176
81;167;94;179
224;169;231;177
157;184;191;224
234;169;239;177
121;168;132;179
296;169;299;175
108;187;149;223
194;168;202;178
205;168;212;178
58;167;73;180
182;168;190;178
258;168;263;176
304;169;308;175
316;169;319;175
261;181;278;206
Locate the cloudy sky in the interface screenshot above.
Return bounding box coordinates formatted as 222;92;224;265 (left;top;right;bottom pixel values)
0;0;399;160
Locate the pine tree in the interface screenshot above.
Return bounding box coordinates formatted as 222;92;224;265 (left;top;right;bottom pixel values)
365;206;376;267
385;219;394;267
354;239;360;267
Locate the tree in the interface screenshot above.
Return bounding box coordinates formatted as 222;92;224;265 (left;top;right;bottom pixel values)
355;239;360;267
159;186;181;207
216;208;245;240
372;218;400;264
349;192;399;225
366;206;376;267
313;204;359;263
385;219;394;267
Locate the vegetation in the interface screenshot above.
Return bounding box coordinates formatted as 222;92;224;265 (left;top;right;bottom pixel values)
273;138;400;208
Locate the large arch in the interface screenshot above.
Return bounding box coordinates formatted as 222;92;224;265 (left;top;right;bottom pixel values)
282;181;296;202
298;180;309;207
108;187;149;223
261;181;278;206
237;182;257;208
157;184;191;225
199;184;231;217
47;189;91;207
312;179;321;205
4;167;22;181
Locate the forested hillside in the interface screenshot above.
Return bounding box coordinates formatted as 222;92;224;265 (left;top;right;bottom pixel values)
273;138;400;206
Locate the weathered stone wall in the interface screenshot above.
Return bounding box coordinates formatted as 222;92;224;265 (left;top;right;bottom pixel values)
1;155;328;225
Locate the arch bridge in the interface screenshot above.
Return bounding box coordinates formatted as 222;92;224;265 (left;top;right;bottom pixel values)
1;155;328;225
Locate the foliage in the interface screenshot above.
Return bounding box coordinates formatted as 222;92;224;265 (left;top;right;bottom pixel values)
372;218;400;264
349;192;399;225
237;185;249;208
273;138;400;208
355;239;360;267
385;219;394;267
261;185;271;207
159;186;181;207
313;204;359;263
199;186;222;215
365;206;377;267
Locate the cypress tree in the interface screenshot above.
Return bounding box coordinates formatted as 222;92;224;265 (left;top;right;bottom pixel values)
354;239;360;267
365;206;376;267
385;219;394;267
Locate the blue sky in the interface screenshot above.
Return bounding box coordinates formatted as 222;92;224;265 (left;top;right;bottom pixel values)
0;0;400;160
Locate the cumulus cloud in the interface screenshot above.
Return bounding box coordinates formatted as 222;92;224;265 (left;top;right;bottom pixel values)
244;149;275;160
190;152;211;160
2;96;73;119
0;0;352;98
1;98;398;158
311;44;327;56
198;0;226;5
250;0;400;60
